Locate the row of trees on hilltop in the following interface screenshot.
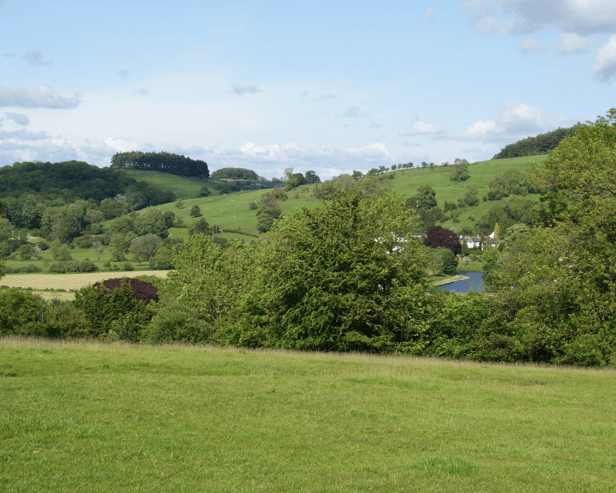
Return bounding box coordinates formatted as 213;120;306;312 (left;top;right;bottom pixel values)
110;151;209;179
493;125;578;159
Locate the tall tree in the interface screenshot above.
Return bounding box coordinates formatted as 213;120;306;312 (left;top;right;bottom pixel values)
239;191;429;352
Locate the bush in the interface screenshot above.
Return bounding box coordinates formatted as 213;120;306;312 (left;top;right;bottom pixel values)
4;264;42;274
43;302;92;338
0;289;45;336
48;260;98;273
75;278;157;337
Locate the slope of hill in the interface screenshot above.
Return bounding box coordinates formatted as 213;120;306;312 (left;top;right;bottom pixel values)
128;155;546;237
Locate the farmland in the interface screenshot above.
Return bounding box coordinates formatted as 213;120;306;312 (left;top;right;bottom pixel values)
1;338;614;492
127;154;546;237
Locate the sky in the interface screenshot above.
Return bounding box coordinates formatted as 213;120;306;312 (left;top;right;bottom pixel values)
0;0;615;180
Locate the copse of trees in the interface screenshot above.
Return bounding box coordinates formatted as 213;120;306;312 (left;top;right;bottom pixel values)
493;125;579;159
210;167;259;181
0;161;174;206
484;109;616;365
110;151;209;179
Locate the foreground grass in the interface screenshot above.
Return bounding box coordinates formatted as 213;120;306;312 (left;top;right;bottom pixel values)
1;339;615;492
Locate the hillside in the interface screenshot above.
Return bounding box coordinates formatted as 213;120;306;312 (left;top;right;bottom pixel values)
127;154;546;237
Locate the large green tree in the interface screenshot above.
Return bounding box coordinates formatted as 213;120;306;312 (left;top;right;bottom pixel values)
486;109;616;365
238;191;429;352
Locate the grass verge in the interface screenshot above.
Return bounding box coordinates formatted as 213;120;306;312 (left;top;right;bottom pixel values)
1;338;615;492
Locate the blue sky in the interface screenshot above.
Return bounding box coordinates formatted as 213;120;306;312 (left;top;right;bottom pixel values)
1;0;615;180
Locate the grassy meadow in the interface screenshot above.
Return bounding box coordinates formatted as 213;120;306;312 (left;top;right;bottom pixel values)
1;338;614;492
138;154;547;236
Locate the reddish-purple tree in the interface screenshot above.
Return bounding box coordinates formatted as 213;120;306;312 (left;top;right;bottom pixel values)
93;277;159;304
424;226;461;255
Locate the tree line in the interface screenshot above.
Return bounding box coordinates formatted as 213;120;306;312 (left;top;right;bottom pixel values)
493;125;578;159
110;151;210;179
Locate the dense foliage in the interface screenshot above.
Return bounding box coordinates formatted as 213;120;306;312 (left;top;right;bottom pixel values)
493;125;578;159
237;191;430;352
484;109;616;365
210;167;259;181
110;151;209;179
0;160;174;205
424;226;461;256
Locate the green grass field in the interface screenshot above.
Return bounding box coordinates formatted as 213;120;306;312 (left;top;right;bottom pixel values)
1;338;615;492
128;155;547;236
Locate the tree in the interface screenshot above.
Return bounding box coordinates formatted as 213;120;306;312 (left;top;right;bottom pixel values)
134;207;169;238
148;236;257;343
175;199;184;209
256;190;283;233
285;172;306;191
305;170;321;184
239;191;429;352
188;218;210;236
486;109;616;365
424;226;461;256
197;187;211;197
109;233;131;261
91;241;104;261
463;184;479;206
414;186;437;211
449;159;470;182
129;234;162;264
190;205;202;217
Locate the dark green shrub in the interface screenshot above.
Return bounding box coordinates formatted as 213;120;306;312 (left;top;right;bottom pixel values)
48;260;98;273
74;278;156;337
0;289;45;336
43;302;92;338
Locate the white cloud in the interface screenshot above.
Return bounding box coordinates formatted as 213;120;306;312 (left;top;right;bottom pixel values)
518;38;547;53
319;93;336;99
402;120;443;136
4;112;29;126
0;128;48;140
0;85;81;109
425;8;440;23
104;137;141;153
558;32;598;54
348;142;389;158
22;50;52;66
460;0;616;35
460;101;553;141
231;84;258;95
593;34;616;81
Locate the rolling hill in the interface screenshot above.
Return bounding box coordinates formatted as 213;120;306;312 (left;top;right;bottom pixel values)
127;155;548;237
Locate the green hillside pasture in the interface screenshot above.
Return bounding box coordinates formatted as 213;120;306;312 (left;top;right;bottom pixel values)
4;246;167;274
119;156;546;236
159;185;320;237
119;169;208;198
389;155;547;232
1;339;615;492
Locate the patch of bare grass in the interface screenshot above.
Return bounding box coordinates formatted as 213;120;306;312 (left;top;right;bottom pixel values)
1;270;169;291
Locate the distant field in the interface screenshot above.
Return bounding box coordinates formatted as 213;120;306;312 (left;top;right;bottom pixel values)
126;155;546;236
1;270;169;291
119;169;208;198
1;338;614;492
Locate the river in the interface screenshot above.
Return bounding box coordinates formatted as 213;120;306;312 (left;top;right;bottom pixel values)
436;271;484;293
